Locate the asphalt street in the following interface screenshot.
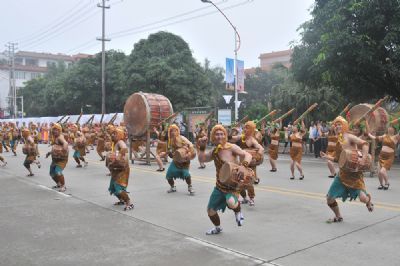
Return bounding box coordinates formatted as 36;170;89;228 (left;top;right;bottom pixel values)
1;144;399;266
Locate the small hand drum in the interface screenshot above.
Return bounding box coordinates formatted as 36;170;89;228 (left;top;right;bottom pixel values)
173;147;190;163
22;145;36;156
51;145;68;160
106;152;127;170
244;149;264;167
219;161;255;191
75;139;86;148
338;149;371;172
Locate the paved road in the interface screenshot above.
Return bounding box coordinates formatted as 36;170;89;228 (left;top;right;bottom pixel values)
0;144;399;266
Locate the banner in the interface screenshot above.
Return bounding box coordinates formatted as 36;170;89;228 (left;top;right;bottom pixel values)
225;58;234;83
218;109;231;126
237;59;245;92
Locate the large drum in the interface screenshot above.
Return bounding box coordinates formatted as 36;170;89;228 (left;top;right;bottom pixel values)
124;92;173;137
51;145;68;160
338;149;371;172
219;162;255;190
244;149;264;167
348;104;389;135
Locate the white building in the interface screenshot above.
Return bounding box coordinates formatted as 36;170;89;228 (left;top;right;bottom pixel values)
0;51;90;118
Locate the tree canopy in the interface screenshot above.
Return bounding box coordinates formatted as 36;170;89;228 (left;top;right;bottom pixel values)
291;0;400;101
22;31;223;116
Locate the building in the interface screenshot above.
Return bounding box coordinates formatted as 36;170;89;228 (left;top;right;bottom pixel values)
0;51;91;118
245;49;293;75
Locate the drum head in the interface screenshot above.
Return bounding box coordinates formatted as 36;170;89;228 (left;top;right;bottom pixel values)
348;104;389;135
219;162;236;183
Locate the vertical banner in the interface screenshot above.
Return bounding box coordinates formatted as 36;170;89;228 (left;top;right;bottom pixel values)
225;58;235;91
237;59;245;92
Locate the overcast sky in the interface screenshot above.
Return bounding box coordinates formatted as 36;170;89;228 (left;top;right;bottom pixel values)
1;0;315;68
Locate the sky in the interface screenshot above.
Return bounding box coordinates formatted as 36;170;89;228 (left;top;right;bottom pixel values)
1;0;315;68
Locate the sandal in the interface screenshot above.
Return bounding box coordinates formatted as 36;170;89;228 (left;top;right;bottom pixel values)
270;168;277;172
383;183;390;190
299;175;304;180
156;168;165;172
326;217;343;223
366;195;374;212
124;204;134;211
290;176;295;180
114;201;125;206
378;185;384;190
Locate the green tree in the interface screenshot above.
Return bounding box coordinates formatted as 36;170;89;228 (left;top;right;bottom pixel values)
292;0;400;101
125;31;214;111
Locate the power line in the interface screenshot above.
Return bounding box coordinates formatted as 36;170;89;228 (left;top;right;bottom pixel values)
23;8;101;50
14;0;92;44
21;2;98;49
67;0;253;53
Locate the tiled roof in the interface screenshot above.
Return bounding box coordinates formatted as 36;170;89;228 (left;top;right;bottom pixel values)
16;51;74;61
0;64;47;73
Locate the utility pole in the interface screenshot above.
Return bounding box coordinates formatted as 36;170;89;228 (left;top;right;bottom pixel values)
97;0;110;114
5;42;17;118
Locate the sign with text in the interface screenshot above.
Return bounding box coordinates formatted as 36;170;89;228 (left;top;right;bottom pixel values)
218;109;231;126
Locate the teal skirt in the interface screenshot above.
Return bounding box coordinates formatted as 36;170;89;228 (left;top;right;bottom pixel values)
108;179;127;196
327;176;367;202
49;163;63;178
207;187;238;212
166;161;191;180
73;151;81;158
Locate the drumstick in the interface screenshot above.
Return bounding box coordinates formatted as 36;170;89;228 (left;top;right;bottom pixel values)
157;112;179;126
272;108;295;123
232;115;249;127
338;103;352;118
256;110;278;125
293;103;318;125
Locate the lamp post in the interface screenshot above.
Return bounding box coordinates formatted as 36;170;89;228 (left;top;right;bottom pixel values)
6;96;23;118
201;0;241;121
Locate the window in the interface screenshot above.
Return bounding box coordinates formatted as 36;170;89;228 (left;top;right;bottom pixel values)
30;72;41;79
14;71;26;79
25;58;38;66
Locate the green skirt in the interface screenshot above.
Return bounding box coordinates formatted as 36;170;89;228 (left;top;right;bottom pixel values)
108;179;127;196
166;161;191;180
207;187;238;212
327;176;367;202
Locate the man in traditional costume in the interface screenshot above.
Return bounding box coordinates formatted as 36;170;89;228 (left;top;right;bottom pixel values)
199;125;253;235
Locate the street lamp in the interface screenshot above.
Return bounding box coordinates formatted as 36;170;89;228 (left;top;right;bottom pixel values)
201;0;241;121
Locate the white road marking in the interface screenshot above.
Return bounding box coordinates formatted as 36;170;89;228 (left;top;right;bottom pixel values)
185;237;266;264
37;184;71;198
